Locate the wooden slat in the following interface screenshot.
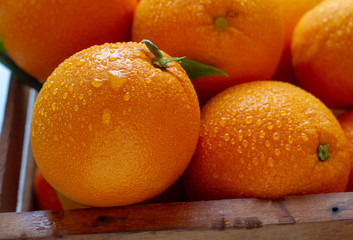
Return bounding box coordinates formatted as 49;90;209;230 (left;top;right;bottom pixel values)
0;192;353;239
0;77;29;212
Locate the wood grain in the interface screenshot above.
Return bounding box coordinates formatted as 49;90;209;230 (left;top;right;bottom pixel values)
0;192;353;239
0;78;29;212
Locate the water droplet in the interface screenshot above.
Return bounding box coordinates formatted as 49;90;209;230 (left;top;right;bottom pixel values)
285;144;291;151
87;90;93;96
102;109;112;124
47;81;53;88
223;133;230;142
280;110;287;116
231;110;237;116
267;124;273;130
75;59;84;66
265;140;271;147
220;118;227;127
242;140;248;147
68;83;75;92
147;92;152;98
237;146;243;154
238;130;243;141
245;116;254;124
301;133;309;141
297;145;302;151
108;71;127;91
123;93;131;101
247;129;252;137
52;103;56;111
78;94;84;100
274;149;281;156
146;78;152;84
82;99;87;105
256;119;262;126
268;157;275;167
74;105;79;111
273;132;280;140
275;120;282;128
63;92;68;99
259;130;265;139
53;88;58;95
252;157;259;166
288;135;293;144
91;79;104;88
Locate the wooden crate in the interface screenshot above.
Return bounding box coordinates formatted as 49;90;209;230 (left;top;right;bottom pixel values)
1;78;353;240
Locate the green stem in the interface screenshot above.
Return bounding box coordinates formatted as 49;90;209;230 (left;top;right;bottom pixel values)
142;40;186;69
0;51;42;91
317;144;330;161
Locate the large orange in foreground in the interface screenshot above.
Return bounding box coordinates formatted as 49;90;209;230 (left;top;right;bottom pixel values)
291;0;353;108
30;42;200;207
0;0;137;82
184;81;350;201
132;0;285;105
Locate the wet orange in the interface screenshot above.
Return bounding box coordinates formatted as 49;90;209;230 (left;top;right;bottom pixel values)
132;0;285;105
291;0;353;108
273;0;323;84
337;110;353;192
30;42;200;207
0;0;137;82
184;81;350;200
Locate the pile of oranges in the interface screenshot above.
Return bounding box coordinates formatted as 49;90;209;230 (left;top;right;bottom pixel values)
1;0;353;210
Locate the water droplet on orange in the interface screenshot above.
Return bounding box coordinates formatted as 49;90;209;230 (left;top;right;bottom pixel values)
91;79;104;88
259;130;265;139
274;149;281;156
301;133;309;141
245;116;254;124
123;93;131;101
273;132;280;140
268;157;275;167
108;70;127;91
102;109;112;124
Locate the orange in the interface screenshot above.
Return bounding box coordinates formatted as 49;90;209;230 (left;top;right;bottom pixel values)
33;168;63;212
183;81;350;201
132;0;285;105
291;0;353;109
0;0;138;82
337;110;353;191
273;0;323;84
30;41;200;207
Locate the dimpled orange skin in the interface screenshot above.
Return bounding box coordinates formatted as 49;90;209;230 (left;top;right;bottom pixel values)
132;0;285;105
184;81;350;201
0;0;137;82
30;42;200;207
291;0;353;109
337;110;353;192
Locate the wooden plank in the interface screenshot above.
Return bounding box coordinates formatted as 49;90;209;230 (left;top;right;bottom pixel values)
1;192;353;239
0;77;29;212
16;88;37;212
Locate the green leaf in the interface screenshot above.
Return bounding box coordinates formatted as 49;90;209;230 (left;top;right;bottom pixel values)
179;59;228;80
